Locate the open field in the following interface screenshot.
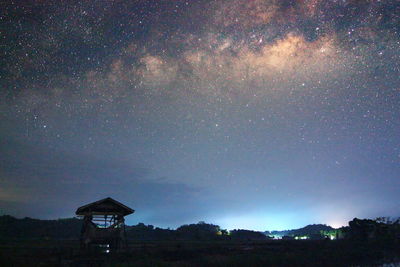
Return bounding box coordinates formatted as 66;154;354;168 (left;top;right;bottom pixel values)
0;239;399;266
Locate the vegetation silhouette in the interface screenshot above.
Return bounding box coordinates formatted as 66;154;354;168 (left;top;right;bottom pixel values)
0;215;399;266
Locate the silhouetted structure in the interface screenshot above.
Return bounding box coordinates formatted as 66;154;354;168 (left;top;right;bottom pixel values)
76;197;134;251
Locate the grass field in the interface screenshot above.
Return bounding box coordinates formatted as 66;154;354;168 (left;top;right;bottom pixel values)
0;239;399;266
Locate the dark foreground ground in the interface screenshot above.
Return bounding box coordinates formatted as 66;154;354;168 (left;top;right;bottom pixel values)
0;239;399;266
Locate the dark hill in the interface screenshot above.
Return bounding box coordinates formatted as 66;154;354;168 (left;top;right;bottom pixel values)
0;215;82;239
0;215;337;241
265;224;335;238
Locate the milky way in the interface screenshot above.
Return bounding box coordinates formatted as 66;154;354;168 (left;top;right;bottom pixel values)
1;0;400;230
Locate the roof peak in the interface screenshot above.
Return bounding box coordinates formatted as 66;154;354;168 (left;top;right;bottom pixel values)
76;197;134;216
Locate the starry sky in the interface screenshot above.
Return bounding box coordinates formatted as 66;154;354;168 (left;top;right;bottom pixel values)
1;0;400;231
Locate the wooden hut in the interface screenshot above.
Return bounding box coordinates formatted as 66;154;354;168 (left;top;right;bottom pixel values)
76;197;134;251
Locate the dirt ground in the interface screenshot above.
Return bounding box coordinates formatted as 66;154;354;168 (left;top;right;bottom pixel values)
1;239;399;266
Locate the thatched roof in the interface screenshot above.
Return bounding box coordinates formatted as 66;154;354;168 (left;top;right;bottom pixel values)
75;197;134;216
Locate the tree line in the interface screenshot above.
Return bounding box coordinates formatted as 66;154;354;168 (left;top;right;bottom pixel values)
1;215;399;242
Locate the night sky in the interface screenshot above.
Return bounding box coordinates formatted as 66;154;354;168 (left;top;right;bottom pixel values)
1;0;400;231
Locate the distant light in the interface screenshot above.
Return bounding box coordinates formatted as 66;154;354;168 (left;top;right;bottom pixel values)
106;249;110;253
